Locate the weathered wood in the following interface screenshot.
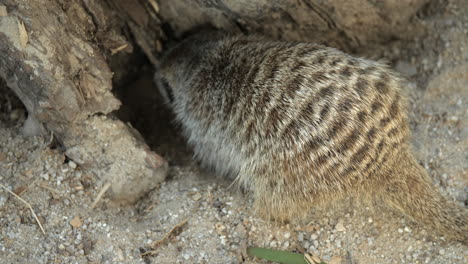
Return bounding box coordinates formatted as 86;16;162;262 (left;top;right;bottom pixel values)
0;0;167;204
157;0;429;51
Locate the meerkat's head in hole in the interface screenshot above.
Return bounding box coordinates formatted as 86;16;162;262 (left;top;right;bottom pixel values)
154;27;226;106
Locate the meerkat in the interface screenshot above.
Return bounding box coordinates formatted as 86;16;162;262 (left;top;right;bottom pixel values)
154;30;467;243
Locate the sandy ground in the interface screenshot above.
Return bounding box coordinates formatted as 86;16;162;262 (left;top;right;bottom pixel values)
1;1;467;263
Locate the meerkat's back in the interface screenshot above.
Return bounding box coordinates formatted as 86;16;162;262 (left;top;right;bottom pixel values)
155;32;467;243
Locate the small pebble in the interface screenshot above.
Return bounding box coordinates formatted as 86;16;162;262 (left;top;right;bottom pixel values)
41;173;49;181
335;222;346;232
297;232;304;242
0;195;6;207
68;161;77;169
313;240;319;247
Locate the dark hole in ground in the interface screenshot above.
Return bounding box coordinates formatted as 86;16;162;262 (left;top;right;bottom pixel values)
110;50;193;167
0;78;27;129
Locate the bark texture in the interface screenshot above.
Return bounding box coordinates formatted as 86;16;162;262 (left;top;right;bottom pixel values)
0;0;167;204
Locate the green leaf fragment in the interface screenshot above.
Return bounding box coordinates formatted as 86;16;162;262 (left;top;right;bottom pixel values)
247;247;312;264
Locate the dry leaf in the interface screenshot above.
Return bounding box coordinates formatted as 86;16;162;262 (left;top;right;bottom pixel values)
18;20;28;48
0;5;7;17
70;215;83;228
22;169;33;177
191;192;202;201
304;253;314;264
0;152;7;162
304;224;316;233
305;253;322;264
13;186;27;196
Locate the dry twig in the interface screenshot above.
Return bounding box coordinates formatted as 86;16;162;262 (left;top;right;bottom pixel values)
0;182;46;235
16;178;39;196
110;44;129;55
141;218;189;256
147;0;159;13
91;182;111;209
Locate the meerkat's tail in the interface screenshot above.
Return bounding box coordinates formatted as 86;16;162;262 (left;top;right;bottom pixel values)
380;150;467;244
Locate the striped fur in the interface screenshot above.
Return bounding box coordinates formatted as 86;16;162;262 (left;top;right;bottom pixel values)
154;32;467;243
